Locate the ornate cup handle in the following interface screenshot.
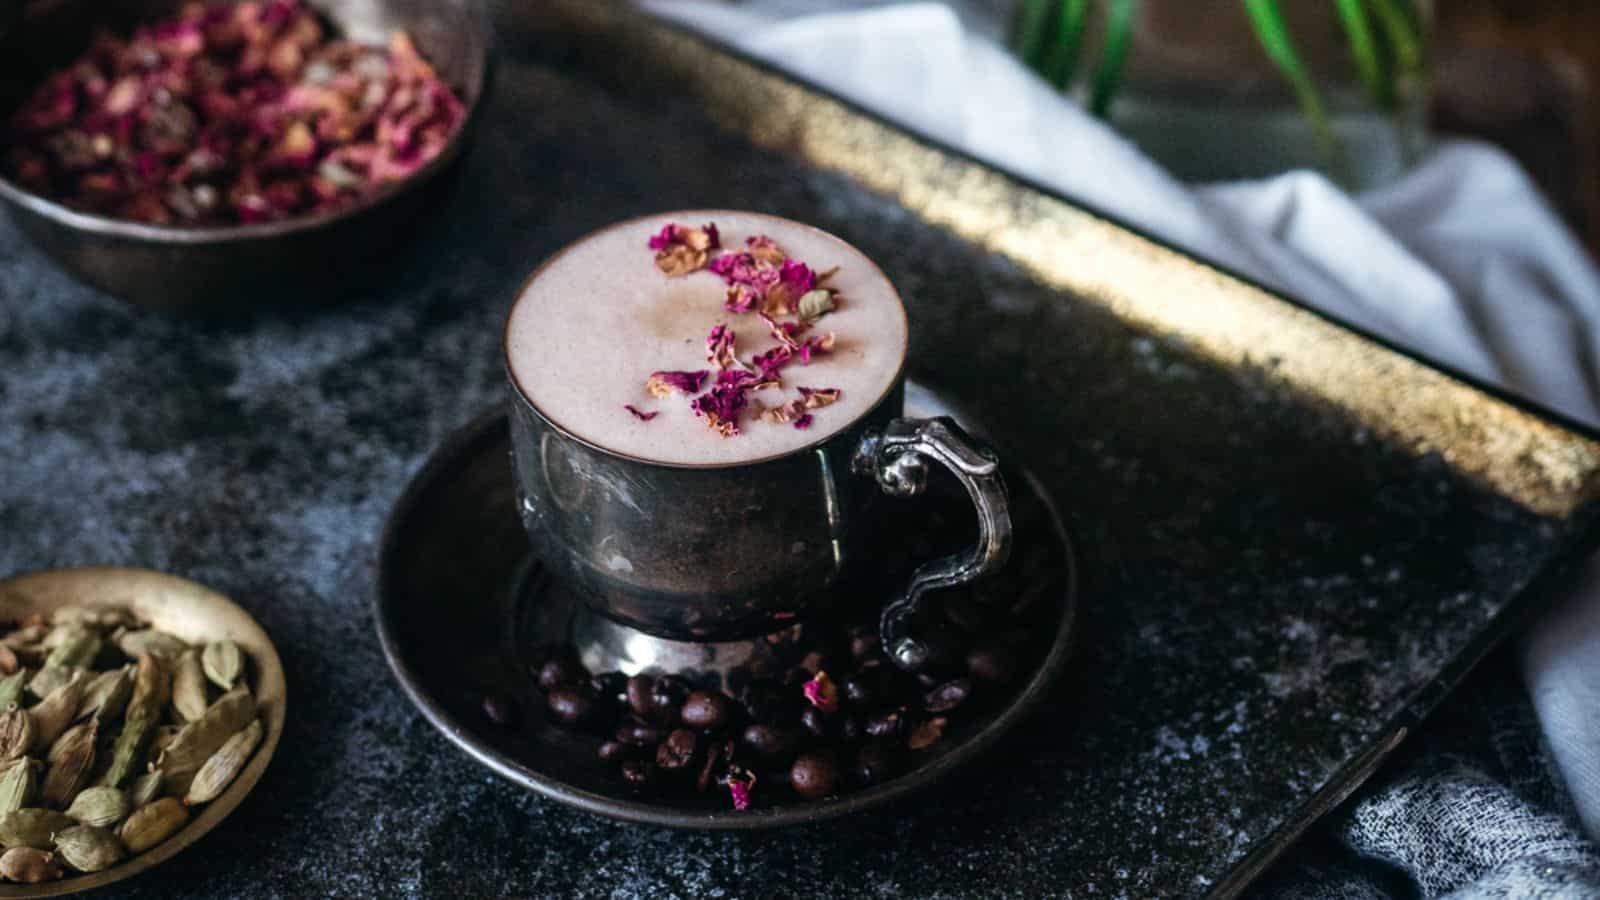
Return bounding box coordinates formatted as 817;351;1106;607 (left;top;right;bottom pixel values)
852;417;1013;670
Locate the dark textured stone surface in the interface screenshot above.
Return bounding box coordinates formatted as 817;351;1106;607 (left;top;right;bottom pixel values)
0;17;1595;900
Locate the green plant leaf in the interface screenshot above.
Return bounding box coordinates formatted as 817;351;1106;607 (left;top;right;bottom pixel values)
1014;0;1058;68
1090;0;1137;118
1043;0;1093;90
1334;0;1390;108
1368;0;1424;78
1240;0;1347;179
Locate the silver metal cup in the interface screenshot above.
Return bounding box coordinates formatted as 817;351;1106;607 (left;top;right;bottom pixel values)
505;215;1011;671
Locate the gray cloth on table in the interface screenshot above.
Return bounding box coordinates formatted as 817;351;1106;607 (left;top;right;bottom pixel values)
1253;654;1600;899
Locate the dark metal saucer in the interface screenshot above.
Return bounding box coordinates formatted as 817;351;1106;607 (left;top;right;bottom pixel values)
374;385;1077;830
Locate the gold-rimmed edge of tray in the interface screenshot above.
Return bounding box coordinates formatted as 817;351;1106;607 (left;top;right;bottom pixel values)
0;567;287;898
506;0;1600;520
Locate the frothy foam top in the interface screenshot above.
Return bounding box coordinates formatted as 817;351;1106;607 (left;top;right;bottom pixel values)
506;212;909;466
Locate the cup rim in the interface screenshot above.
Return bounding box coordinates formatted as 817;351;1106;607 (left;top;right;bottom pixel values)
502;210;911;470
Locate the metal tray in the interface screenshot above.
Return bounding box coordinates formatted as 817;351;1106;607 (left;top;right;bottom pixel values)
2;1;1598;897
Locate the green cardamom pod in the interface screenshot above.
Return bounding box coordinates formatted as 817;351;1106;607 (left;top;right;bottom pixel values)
0;706;35;762
0;671;26;711
183;718;262;806
26;665;80;703
53;824;123;872
27;672;84;753
2;625;47;649
118;797;186;854
99;654;168;789
41;719;97;809
114;630;187;661
0;759;36;816
150;725;179;755
157;686;253;796
77;665;134;723
0;809;74;850
0;846;62;883
64;787;129;829
200;641;245;691
126;772;162;810
41;627;100;670
51;606;136;630
171;651;209;722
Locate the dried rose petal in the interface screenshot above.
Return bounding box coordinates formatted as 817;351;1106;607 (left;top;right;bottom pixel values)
723;284;759;313
797;387;841;408
647;225;677;251
4;0;465;226
761;389;834;430
725;767;757;811
709;252;781;292
624;405;659;421
761;313;806;351
706;324;751;372
802;671;838;713
799;333;836;364
746;234;786;267
690;380;749;438
751;344;793;375
760;400;802;425
649;222;720;276
645;370;709;398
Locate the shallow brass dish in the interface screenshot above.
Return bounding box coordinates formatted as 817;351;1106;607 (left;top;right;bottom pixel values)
0;568;287;898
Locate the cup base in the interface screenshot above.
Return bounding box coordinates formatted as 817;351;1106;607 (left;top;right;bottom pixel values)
514;558;814;690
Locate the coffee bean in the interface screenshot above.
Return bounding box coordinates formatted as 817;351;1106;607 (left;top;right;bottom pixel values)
546;687;593;725
838;715;862;742
842;676;875;708
924;678;973;713
481;694;519;729
851;742;900;787
966;644;1017;685
597;740;632;764
616;721;662;747
680;691;735;730
740;724;796;759
915;672;940;690
626;675;655;718
537;656;588;692
621;760;655;786
790;751;839;799
656;728;699;771
799;706;827;738
590;672;627;699
653;675;690;704
650;676;688;726
864;710;902;738
739;680;788;725
696;738;725;792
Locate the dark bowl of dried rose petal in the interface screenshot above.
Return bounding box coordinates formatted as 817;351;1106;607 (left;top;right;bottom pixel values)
0;0;490;312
